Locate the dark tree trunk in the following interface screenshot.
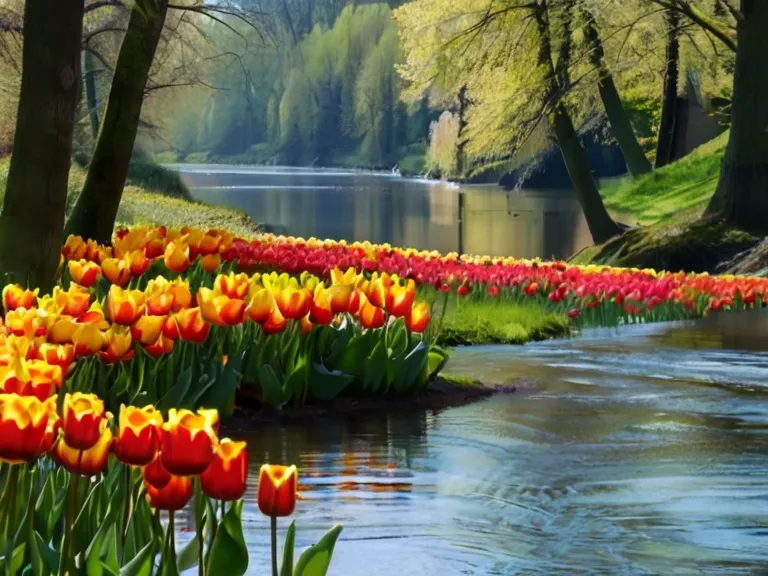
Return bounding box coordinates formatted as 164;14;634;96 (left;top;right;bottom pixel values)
84;50;100;141
655;9;680;168
0;0;84;292
454;85;469;178
535;3;621;244
64;0;169;244
704;0;768;232
583;10;652;178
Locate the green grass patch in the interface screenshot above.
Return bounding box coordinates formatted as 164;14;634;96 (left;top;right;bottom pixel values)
436;298;570;346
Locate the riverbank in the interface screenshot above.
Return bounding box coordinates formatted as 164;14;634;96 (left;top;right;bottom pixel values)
0;157;262;237
574;132;766;275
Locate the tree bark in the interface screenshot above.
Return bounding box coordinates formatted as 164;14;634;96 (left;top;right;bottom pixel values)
583;11;652;178
535;3;621;244
704;0;768;232
454;84;469;179
65;0;169;244
655;8;680;168
84;50;101;141
0;0;84;292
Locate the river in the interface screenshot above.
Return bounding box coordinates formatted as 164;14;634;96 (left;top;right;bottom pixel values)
174;165;591;260
170;310;768;575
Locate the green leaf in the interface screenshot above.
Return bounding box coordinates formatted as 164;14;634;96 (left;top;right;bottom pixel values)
85;511;120;576
427;346;450;381
176;534;200;572
308;363;354;401
206;500;248;576
258;364;292;408
119;540;153;576
335;332;372;376
280;521;296;576
293;525;343;576
388;322;408;358
392;342;429;393
31;531;59;576
362;340;387;393
11;542;26;576
196;362;240;418
156;367;194;412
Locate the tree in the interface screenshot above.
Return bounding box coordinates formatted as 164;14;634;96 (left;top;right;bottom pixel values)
704;0;768;231
0;0;84;291
654;8;680;168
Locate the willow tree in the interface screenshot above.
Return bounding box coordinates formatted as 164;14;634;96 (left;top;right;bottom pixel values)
395;0;621;243
0;0;84;291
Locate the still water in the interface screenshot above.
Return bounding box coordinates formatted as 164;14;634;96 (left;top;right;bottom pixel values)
175;165;591;260
176;310;768;575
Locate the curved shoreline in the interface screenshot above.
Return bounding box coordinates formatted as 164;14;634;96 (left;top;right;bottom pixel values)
222;377;514;430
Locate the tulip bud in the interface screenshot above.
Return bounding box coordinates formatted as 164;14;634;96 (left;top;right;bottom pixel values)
200;439;248;501
258;464;297;517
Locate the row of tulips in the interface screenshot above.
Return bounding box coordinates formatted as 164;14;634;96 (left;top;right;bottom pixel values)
60;226;768;328
0;396;340;576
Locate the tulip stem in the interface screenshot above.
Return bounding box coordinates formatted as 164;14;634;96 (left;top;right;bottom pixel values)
270;515;278;576
168;511;177;569
4;464;19;574
59;472;80;576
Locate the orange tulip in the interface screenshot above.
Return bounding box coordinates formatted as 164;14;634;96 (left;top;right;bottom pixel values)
131;315;166;346
2;284;38;313
72;323;105;356
62;393;110;450
1;358;61;402
37;344;75;375
100;325;134;364
114;405;163;466
258;464;298;517
145;235;166;259
162;316;179;341
310;286;333;325
198;288;246;327
359;297;385;330
247;286;274;324
200;439;248;501
143;452;171;489
175;308;210;344
68;260;101;287
274;286;312;320
365;278;386;308
164;241;191;274
0;394;54;463
170;279;192;312
56;285;92;318
198;231;222;255
55;426;112;477
262;305;287;335
106;285;146;325
327;284;352;314
385;283;415;318
145;278;174;315
62;235;87;261
201;253;221;273
406;302;431;333
143;334;174;358
160;408;218;476
129;250;150;277
39;402;61;454
101;257;132;287
215;273;250;300
347;289;363;315
5;308;48;339
145;474;193;511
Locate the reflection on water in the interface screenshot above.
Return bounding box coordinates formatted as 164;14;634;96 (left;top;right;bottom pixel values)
178;311;768;574
174;165;591;260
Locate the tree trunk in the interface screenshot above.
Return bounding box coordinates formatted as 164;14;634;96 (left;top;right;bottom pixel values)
535;3;621;244
583;11;652;178
0;0;84;292
454;85;470;179
84;50;100;142
64;0;169;244
655;9;680;168
704;0;768;232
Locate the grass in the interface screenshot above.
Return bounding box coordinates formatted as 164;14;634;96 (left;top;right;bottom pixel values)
436;298;570;346
0;157;261;238
574;131;762;274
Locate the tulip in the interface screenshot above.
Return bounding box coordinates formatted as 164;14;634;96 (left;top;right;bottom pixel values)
2;284;38;313
215;272;250;300
274;286;312;320
175;308;210;344
358;297;385;330
365;278;386;308
143;334;175;358
201;253;221;273
160;408;218;476
129;250;150;277
199;231;222;255
100;325;134;364
200;439;248;501
37;343;75;375
198;288;247;327
62;393;110;450
405;302;431;333
262;305;287;335
62;235;87;261
310;286;333;325
72;323;105;356
162;315;179;341
106;285;145;325
1;358;61;402
258;464;298;517
101;257;132;287
327;284;352;314
170;279;193;312
114;405;163;466
247;286;274;324
385;283;415;318
143;452;171;489
5;308;48;339
145;278;174;315
0;394;53;463
131;315;166;346
164;241;191;274
55;285;91;318
145;474;193;511
55;426;112;477
145;235;166;259
68;260;101;287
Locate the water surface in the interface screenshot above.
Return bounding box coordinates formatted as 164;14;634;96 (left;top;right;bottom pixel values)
174;165;591;260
